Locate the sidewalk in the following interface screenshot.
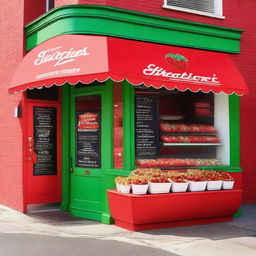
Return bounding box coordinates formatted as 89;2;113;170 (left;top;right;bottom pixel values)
0;203;255;256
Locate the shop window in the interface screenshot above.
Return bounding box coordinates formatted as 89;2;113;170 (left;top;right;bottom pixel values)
134;86;229;170
46;0;54;12
113;83;124;169
27;86;58;101
163;0;224;18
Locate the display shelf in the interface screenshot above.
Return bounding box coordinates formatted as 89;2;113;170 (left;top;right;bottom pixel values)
107;189;242;231
158;166;221;170
162;143;222;146
160;132;218;136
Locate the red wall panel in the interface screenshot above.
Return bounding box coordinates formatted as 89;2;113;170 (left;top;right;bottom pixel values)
24;0;46;24
0;0;25;211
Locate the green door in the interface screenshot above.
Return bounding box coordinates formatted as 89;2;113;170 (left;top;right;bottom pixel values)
69;85;111;221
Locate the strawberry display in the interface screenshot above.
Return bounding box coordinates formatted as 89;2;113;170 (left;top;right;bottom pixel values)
136;158;222;168
160;122;217;133
135;159;158;168
161;135;220;143
132;168;162;176
116;169;234;194
165;53;188;71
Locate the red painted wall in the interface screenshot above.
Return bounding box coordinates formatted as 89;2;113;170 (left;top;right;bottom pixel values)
0;0;49;212
0;0;24;211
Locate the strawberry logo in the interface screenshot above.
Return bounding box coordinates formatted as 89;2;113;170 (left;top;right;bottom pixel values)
165;53;188;71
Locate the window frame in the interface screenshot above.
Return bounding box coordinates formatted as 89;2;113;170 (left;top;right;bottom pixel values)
163;0;225;19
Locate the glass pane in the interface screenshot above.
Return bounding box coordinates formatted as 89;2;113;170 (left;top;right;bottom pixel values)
113;84;123;169
75;95;101;168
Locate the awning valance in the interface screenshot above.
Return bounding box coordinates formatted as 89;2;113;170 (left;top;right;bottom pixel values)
9;35;248;95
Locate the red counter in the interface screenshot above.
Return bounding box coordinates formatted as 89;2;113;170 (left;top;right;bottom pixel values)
107;189;242;231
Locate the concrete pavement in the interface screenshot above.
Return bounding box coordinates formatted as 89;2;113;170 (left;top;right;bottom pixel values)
0;204;255;256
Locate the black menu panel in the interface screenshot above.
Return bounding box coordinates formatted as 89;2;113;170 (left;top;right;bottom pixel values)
76;111;101;168
33;107;57;175
135;94;159;157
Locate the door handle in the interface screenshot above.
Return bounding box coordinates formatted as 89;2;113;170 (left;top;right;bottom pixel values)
70;156;74;173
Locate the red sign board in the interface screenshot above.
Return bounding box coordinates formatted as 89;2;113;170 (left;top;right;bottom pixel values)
9;35;248;95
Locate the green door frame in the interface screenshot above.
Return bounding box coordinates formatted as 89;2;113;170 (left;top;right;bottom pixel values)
61;80;116;223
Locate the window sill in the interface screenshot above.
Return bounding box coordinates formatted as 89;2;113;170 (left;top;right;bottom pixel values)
162;5;225;19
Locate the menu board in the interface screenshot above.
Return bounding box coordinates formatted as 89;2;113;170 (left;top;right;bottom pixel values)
76;111;101;168
135;94;159;157
33;107;57;175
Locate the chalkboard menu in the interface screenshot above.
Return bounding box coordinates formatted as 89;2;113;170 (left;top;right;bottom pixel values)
76;111;101;168
33;107;57;175
135;94;159;157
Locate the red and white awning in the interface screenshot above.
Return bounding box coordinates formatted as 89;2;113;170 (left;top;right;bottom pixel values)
9;35;248;95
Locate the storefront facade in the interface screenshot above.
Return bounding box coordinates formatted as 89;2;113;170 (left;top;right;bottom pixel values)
6;4;248;225
2;1;256;227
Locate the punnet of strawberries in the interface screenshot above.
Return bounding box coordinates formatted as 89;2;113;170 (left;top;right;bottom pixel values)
131;175;149;185
202;170;222;181
217;171;234;181
168;171;188;183
115;176;132;185
186;169;207;182
148;174;170;183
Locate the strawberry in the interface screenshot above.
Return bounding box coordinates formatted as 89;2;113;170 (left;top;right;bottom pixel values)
165;53;188;71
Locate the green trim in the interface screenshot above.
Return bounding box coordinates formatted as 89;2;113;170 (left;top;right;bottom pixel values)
101;213;114;224
69;207;102;221
61;84;70;211
64;82;115;223
233;208;242;218
229;95;240;168
123;81;135;172
25;5;242;53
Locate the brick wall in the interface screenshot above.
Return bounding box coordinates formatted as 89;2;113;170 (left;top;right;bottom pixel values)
0;0;24;211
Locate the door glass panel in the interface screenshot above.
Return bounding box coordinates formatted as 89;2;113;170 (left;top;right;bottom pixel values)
113;84;123;169
75;95;101;168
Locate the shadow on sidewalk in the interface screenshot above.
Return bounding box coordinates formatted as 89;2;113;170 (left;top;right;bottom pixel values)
136;204;256;240
27;204;256;241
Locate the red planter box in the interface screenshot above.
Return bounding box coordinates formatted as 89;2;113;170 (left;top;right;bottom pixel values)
107;189;242;231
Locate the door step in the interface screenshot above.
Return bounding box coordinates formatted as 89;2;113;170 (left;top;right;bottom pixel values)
27;203;60;213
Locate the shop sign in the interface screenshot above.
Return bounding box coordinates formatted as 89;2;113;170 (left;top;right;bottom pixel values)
33;107;57;175
76;111;101;168
142;53;221;86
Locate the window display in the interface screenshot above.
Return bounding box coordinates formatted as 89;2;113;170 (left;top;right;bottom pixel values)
135;87;228;169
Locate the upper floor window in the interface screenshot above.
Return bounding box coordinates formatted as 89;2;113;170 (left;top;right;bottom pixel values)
163;0;224;19
46;0;54;12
